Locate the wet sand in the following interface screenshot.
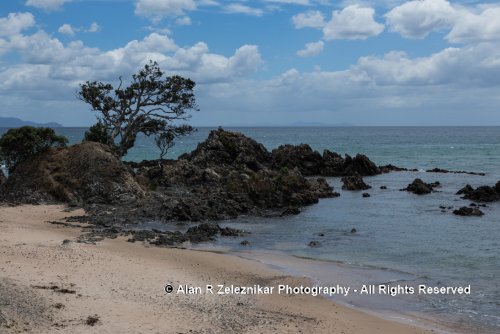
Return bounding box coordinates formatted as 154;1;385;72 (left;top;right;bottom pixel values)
0;204;441;333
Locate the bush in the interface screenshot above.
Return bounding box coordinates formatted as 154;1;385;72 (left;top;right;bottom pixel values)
84;121;114;147
0;126;68;172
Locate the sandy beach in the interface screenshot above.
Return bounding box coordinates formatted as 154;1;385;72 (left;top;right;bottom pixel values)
0;204;441;333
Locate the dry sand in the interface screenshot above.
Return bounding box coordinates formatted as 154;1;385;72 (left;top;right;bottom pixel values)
0;204;440;333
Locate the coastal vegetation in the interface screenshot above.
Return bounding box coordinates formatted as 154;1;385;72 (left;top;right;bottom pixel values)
78;61;198;157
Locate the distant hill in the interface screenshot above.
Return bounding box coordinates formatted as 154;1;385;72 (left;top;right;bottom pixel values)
0;117;63;127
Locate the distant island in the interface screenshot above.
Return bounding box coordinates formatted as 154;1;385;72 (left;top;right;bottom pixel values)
0;116;63;127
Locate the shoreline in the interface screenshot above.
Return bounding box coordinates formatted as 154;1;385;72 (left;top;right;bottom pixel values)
1;204;449;334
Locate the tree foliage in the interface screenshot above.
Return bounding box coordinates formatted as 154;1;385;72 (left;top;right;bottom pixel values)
78;61;198;157
84;121;115;147
0;126;68;172
154;124;194;165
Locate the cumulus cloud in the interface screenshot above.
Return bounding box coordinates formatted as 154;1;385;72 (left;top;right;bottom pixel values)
175;16;192;26
224;3;263;17
0;12;35;37
58;23;75;36
385;0;500;43
323;5;384;40
292;10;325;29
25;0;72;12
297;40;324;57
87;22;100;33
135;0;197;22
385;0;455;39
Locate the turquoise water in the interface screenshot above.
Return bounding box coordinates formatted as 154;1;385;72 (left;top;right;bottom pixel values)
1;126;499;332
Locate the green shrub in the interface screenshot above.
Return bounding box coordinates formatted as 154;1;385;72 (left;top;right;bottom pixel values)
0;126;68;172
84;121;114;147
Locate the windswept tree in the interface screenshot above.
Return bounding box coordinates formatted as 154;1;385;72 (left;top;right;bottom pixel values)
154;124;194;170
78;61;198;157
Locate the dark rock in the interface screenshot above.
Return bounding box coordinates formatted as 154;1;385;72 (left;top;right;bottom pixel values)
341;173;371;190
318;233;325;237
240;240;250;246
281;207;301;216
402;178;439;195
456;184;474;196
362;192;370;197
271;144;323;176
343;154;380;176
453;207;484;217
461;185;500;202
380;186;387;190
186;223;220;242
379;164;410;173
180;128;271;170
320;150;345;176
350;228;357;234
426;168;485;176
308;240;320;247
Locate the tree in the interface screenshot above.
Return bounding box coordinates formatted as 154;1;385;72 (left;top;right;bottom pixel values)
78;61;198;157
84;121;115;147
0;126;68;172
154;124;194;169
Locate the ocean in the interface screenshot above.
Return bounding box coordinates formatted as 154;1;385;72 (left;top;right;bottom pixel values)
1;126;499;333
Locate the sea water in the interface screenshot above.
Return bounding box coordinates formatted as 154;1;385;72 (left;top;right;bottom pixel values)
1;126;499;332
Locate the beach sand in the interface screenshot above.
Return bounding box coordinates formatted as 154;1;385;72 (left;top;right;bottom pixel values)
0;204;439;334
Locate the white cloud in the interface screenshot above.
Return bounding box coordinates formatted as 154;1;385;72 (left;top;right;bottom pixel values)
58;23;75;36
87;22;100;33
265;0;310;4
385;0;455;39
135;0;197;22
224;4;263;17
323;5;384;40
297;40;324;57
385;0;500;43
292;10;325;29
446;6;500;43
175;16;192;26
25;0;72;12
0;12;35;37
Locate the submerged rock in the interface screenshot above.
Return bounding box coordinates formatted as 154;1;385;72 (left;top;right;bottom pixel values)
308;240;320;247
362;192;371;198
453;207;484;217
341;173;371;190
426;168;485;176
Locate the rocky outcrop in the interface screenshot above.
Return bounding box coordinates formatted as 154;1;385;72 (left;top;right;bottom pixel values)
271;145;380;177
456;182;500;202
180;127;271;171
402;179;440;195
0;142;144;204
341;173;371;190
272;144;323;175
453;207;484;217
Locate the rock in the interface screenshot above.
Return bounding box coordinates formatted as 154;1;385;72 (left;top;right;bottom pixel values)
272;144;323;176
402;178;439;195
185;223;220;243
426;168;485;176
180;128;271;171
456;184;474;196
380;186;387;190
0;142;144;204
341;173;371;190
362;192;370;197
453;207;484;217
343;154;380;176
308;240;320;247
320;150;345;176
281;207;301;216
350;228;357;234
461;185;500;202
240;240;250;246
318;233;325;237
379;164;410;173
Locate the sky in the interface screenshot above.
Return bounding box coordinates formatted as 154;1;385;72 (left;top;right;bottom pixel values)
0;0;500;126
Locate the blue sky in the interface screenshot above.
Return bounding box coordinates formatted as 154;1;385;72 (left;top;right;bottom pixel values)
1;0;500;126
